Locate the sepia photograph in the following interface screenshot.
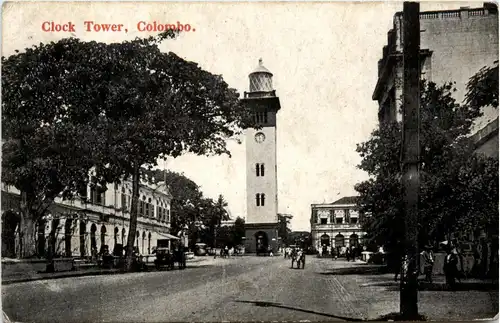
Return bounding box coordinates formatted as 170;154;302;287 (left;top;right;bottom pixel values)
1;1;498;322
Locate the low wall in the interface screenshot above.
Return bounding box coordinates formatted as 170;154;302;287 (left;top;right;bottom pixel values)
2;258;75;279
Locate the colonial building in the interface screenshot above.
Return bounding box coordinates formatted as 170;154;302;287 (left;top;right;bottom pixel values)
310;196;366;251
1;173;174;259
242;59;281;254
372;3;498;134
472;118;499;159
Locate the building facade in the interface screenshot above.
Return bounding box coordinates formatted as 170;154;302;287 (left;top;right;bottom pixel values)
310;196;366;252
1;173;173;258
373;4;498;134
472;118;499;159
242;59;281;254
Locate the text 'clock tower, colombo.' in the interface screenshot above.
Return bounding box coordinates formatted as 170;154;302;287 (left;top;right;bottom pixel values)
242;59;281;255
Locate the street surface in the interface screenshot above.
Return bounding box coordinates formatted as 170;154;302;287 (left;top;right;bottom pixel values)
2;257;498;322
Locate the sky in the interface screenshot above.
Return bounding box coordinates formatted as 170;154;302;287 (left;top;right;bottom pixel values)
2;1;484;231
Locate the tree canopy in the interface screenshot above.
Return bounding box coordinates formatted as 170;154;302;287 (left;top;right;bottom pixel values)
356;75;498;250
2;31;255;263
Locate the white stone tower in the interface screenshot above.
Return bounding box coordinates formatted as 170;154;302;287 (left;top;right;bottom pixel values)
242;59;281;255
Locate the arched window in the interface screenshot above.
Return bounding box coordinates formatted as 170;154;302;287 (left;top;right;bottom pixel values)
255;194;260;206
321;234;330;247
335;233;345;248
100;225;107;250
260;164;265;176
260;194;265;206
148;232;152;254
142;232;146;254
65;219;73;257
114;227;119;244
255;164;260;176
90;224;97;254
79;221;86;257
349;233;359;247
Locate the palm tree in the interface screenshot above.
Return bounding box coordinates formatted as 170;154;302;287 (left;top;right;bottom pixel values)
213;195;230;248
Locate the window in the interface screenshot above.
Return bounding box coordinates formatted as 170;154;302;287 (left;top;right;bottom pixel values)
254;111;268;124
351;217;358;224
320;218;327;225
121;193;127;211
139;201;144;216
90;185;104;205
336;217;343;224
256;163;265;177
255;193;265;206
167;209;170;222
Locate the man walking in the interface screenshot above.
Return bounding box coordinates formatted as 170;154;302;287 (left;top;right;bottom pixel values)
444;244;459;290
421;244;435;283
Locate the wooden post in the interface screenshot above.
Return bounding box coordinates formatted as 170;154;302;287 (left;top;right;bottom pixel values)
400;2;421;319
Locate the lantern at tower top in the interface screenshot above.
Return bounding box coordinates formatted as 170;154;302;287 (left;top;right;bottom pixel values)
248;58;274;93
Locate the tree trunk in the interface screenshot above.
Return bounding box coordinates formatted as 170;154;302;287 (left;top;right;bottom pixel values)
18;191;36;258
125;164;141;272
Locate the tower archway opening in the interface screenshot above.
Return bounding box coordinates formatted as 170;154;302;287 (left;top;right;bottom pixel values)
255;231;269;256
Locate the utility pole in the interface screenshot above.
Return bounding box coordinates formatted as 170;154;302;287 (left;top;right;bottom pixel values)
400;2;421;319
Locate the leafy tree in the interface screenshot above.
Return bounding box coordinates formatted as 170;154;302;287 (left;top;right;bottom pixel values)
3;32;255;271
210;195;230;247
355;79;497;250
277;214;292;245
89;31;254;271
2;40;108;258
464;60;498;110
232;217;246;246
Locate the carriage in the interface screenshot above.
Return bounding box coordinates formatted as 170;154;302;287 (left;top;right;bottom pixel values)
153;242;186;270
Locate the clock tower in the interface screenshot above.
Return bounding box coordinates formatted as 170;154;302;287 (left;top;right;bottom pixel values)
242;59;281;255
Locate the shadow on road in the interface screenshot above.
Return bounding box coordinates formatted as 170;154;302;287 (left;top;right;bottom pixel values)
318;265;388;276
233;300;364;321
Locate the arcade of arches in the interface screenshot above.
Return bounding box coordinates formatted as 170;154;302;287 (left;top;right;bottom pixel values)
312;231;365;251
1;211;169;258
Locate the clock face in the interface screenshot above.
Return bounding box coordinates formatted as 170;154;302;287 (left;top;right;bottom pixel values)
255;132;266;143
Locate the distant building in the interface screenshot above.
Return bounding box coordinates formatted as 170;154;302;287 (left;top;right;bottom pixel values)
310;196;366;251
1;173;173;258
373;3;498;134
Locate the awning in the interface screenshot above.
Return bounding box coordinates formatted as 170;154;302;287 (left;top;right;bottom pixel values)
156;232;180;240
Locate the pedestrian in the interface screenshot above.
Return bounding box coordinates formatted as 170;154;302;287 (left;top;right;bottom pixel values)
443;244;459;290
421;244;434;283
394;246;403;282
346;248;350;262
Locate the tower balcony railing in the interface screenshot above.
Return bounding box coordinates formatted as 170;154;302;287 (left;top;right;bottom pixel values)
244;90;276;99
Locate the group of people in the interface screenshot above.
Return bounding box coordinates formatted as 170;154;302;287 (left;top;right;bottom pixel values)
318;245;363;261
393;241;462;290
